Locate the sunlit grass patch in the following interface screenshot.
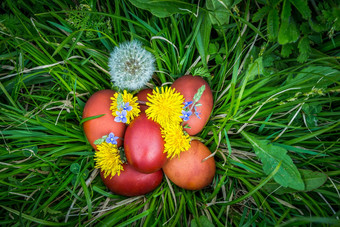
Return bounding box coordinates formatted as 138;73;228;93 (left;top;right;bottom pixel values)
0;0;339;226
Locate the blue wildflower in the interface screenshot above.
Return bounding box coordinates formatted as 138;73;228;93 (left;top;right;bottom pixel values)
106;132;119;145
180;110;192;121
194;106;201;119
121;102;133;112
183;100;193;108
115;110;127;123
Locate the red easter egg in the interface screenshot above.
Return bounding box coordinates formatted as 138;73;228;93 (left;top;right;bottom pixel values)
171;75;213;135
83;90;126;149
124;113;167;173
137;88;153;112
101;164;163;196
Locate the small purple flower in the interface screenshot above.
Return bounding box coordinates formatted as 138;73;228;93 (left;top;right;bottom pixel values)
115;110;127;123
194;106;201;119
180;110;192;121
183;100;193;108
121;102;133;112
106;132;119;145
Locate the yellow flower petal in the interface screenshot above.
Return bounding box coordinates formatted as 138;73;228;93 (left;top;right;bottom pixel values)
94;142;124;178
162;124;191;159
145;87;184;128
110;90;140;124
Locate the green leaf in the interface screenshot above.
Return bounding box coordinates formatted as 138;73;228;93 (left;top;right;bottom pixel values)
70;163;81;174
43;206;62;216
289;0;311;19
0;14;26;36
246;57;263;81
301;170;328;191
281;43;293;57
117;209;152;226
195;11;212;66
242;133;305;190
128;0;195;18
215;54;224;64
278;0;300;44
193;85;206;103
94;135;108;145
300;22;311;35
191;215;215;227
208;43;219;54
297;36;311;63
267;8;279;41
269;0;281;5
80;114;105;125
302;103;321;128
280;0;291;23
48;20;73;33
93;186;121;199
302;103;322;115
252;6;270;22
233;57;263;115
117;93;124;110
191;67;211;78
309;18;327;33
273;143;326;157
278;17;300;45
22;146;38;157
292;66;339;87
206;0;232;25
263;169;327;194
1;205;65;226
285;122;340;146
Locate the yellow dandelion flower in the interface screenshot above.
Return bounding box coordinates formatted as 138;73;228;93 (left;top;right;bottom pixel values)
162;124;191;159
94;142;124;178
110;90;140;124
145;87;184;128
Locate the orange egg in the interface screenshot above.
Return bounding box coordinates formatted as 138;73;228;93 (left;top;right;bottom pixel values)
171;75;213;135
162;140;215;190
83;90;126;149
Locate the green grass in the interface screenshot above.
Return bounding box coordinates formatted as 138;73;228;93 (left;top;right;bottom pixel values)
1;0;339;226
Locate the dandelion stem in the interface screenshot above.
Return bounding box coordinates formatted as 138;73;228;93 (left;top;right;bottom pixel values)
189;136;204;142
137;100;147;105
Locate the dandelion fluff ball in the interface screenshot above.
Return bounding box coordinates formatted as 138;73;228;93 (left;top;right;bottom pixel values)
108;40;155;90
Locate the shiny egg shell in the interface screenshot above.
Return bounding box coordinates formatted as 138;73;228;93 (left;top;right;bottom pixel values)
101;164;163;196
83;90;126;149
171;75;213;135
124;113;167;173
162;140;215;190
137;88;153;112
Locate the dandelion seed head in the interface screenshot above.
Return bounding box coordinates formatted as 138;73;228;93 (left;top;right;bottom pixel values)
108;40;155;90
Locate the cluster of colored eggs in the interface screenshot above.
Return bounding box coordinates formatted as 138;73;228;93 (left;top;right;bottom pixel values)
83;75;216;196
